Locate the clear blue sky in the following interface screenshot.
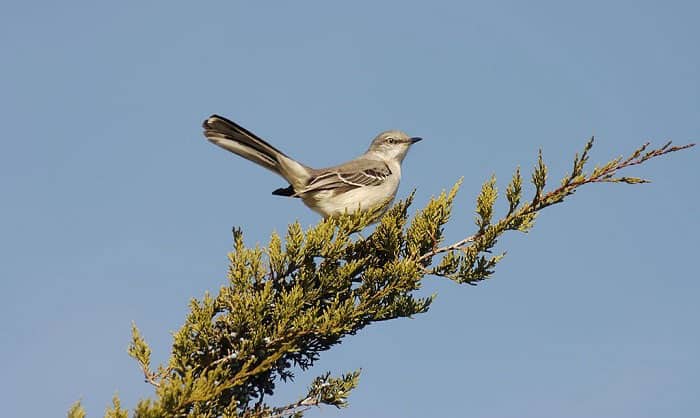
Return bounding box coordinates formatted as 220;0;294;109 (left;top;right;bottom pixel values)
1;1;698;417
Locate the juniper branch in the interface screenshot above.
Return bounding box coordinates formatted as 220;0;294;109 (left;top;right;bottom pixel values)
422;139;695;285
75;138;693;418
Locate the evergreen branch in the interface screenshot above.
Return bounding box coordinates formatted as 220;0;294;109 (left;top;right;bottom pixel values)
254;370;360;418
419;140;695;285
127;323;165;388
74;138;693;418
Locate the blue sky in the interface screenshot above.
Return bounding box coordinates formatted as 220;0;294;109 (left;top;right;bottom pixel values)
1;1;698;417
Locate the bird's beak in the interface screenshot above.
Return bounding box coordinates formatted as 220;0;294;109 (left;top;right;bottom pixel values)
410;137;423;144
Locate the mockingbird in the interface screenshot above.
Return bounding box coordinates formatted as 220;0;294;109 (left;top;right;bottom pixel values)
203;114;422;218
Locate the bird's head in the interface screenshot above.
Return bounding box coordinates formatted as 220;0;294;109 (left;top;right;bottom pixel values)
367;130;422;162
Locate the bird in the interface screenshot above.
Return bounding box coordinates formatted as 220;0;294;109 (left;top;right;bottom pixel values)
202;114;422;219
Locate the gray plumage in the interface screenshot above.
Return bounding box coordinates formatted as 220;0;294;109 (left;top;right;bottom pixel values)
203;114;421;218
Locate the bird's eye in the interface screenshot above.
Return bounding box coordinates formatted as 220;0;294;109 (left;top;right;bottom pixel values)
387;138;395;144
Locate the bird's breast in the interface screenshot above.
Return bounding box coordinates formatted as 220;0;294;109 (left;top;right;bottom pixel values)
302;173;400;218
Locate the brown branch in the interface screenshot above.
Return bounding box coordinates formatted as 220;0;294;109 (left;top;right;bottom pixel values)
138;364;165;388
211;351;239;367
417;235;476;263
260;396;319;418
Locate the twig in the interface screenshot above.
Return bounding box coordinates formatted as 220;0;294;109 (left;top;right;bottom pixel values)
211;351;238;367
417;235;476;263
262;396;319;418
140;365;168;388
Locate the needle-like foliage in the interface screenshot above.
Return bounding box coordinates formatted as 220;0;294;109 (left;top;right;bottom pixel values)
73;139;694;418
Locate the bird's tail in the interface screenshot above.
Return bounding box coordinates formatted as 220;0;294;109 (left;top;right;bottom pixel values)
203;115;311;188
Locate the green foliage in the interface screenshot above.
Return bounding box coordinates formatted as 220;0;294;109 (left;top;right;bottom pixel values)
506;167;522;215
406;181;461;258
475;175;497;232
105;396;129;418
531;149;548;204
68;401;86;418
73;139;694;417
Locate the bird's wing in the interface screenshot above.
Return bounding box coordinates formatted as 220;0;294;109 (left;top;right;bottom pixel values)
296;159;392;195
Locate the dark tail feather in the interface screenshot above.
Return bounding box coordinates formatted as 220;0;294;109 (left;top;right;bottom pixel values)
272;185;298;197
203;114;290;174
203;114;291;161
203;114;312;186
